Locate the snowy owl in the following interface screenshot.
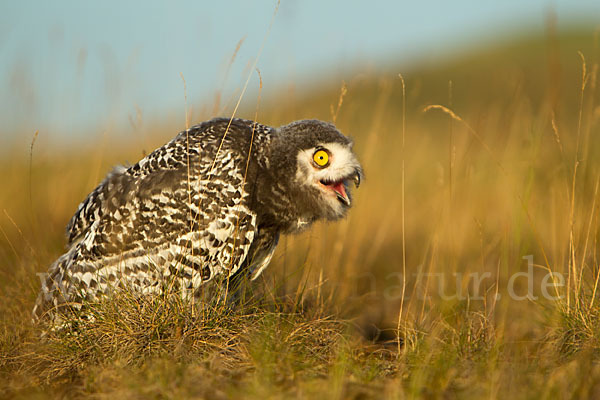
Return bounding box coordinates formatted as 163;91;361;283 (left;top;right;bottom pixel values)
33;117;363;325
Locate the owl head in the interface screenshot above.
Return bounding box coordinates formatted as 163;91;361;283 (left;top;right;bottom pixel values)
272;120;363;223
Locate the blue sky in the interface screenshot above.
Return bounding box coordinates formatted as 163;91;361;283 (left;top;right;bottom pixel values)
1;0;599;142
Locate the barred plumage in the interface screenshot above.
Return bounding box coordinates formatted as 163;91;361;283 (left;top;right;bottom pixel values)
33;117;363;326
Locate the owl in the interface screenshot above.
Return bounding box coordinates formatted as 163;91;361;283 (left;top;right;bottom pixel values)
33;118;363;325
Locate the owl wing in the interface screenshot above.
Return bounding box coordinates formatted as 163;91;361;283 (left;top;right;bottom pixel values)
57;119;261;300
65;128;191;246
65;165;129;246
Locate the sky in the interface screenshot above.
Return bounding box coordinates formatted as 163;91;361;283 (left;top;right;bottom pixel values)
1;0;599;143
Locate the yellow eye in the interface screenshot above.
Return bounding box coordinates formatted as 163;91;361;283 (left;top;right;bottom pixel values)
313;149;329;167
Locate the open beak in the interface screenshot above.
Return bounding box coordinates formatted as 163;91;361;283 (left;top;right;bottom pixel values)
320;169;362;207
332;181;350;206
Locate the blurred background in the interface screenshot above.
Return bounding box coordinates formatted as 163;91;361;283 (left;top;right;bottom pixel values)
1;0;599;146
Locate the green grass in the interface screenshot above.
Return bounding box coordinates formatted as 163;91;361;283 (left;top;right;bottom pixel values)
2;27;600;398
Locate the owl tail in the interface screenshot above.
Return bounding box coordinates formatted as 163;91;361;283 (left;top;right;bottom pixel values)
32;251;73;325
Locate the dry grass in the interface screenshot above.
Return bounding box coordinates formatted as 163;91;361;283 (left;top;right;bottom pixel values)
2;28;600;398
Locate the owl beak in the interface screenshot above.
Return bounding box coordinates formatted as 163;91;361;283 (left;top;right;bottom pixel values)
320;178;351;206
332;181;351;206
353;171;361;188
320;169;361;207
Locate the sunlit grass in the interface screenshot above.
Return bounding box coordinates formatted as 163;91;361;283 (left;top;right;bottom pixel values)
1;28;600;398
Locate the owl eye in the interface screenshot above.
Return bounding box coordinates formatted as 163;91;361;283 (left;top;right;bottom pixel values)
313;149;330;168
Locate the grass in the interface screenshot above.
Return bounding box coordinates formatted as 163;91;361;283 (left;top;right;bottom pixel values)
2;27;600;398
